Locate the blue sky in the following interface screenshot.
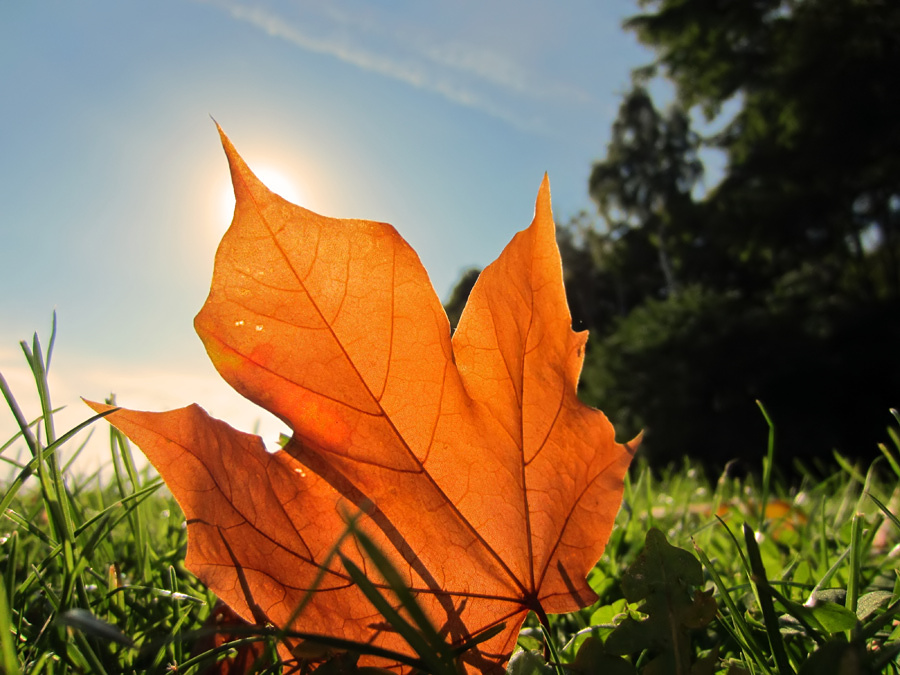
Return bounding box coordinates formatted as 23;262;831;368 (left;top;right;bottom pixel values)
1;0;662;470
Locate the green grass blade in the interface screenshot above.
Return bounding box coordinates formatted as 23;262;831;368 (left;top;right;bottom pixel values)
3;509;55;547
454;622;507;655
0;372;38;457
109;426;150;581
832;452;866;484
0;408;61;461
348;522;447;650
60;428;94;475
845;513;863;619
162;633;270;674
57;608;136;649
72;479;162;539
716;516;753;577
867;492;900;532
743;523;795;675
45;311;57;371
177;623;458;673
877;442;900;479
338;551;456;675
692;538;774;675
538;622;567;675
22;335;56;447
0;579;21;675
0;410;116;517
271;512;360;638
756;400;775;534
344;519;509;669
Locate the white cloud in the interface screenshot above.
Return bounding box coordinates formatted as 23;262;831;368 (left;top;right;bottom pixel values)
195;0;597;132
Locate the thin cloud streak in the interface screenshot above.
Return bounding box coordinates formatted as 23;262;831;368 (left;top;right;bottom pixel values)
418;40;594;105
197;0;596;133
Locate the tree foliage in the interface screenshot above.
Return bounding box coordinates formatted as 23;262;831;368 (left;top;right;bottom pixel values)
446;0;900;468
589;87;703;297
627;0;900;295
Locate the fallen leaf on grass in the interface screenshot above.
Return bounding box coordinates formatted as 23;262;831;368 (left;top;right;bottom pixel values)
87;127;636;673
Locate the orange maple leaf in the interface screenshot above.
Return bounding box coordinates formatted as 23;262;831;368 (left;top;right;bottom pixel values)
87;127;636;673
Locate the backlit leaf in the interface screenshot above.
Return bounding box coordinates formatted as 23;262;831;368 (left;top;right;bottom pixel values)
86;127;636;672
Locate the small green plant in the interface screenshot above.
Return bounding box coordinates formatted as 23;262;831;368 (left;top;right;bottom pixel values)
0;319;228;673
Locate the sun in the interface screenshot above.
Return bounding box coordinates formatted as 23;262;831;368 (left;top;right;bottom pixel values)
215;165;308;233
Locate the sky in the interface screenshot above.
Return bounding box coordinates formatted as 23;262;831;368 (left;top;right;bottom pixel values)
1;0;665;474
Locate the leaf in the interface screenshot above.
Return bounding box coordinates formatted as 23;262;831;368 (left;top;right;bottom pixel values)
571;636;636;675
855;590;893;623
776;594;858;635
797;640;871;675
506;650;553;675
85;127;636;673
606;528;716;675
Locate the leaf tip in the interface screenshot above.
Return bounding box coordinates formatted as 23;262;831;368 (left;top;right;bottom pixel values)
212;123;270;206
538;172;551;203
82;398;111;415
533;173;554;233
624;430;643;456
214;123;239;168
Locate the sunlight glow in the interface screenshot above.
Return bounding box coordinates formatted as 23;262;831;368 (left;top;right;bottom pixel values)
215;166;308;233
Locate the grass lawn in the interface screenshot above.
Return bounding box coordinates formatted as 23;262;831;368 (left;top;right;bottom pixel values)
1;330;898;674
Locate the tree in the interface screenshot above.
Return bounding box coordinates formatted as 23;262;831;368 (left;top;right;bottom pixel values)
588;87;703;299
444;267;480;332
582;285;900;468
570;0;900;467
627;0;900;295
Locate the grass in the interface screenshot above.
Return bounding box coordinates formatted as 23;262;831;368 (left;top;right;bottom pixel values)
1;324;898;674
